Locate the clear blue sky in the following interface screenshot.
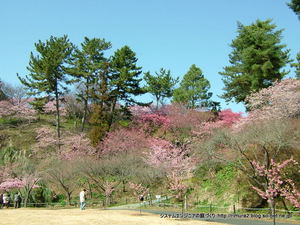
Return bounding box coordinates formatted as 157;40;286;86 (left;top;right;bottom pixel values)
1;0;299;112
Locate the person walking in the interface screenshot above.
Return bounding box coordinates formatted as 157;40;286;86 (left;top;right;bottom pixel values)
14;192;22;208
79;189;86;210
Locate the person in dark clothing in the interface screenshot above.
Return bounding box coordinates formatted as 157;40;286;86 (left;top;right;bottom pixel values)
0;193;3;208
14;192;22;208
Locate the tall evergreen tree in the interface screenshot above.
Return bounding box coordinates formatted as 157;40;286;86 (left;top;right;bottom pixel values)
67;37;111;131
288;1;300;79
219;20;290;104
144;68;178;109
18;35;73;140
288;0;300;19
0;80;7;101
173;64;212;109
109;45;147;128
292;53;300;79
88;60;111;146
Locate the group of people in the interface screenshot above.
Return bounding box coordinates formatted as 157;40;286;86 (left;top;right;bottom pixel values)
0;189;86;210
0;192;22;209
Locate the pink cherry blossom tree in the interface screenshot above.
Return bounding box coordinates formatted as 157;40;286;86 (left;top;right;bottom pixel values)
43;99;67;117
235;79;300;130
128;182;149;214
0;158;40;208
0;178;25;190
0;98;36;121
165;103;212;131
145;138;195;209
167;171;190;212
98;128;150;156
0;172;40;207
61;133;96;160
34;126;58;150
128;182;149;201
137;112;170;132
34;126;96;159
103;181;119;206
16;168;40;207
193;109;243;136
146;139;195;176
129;105;152;117
252;158;300;225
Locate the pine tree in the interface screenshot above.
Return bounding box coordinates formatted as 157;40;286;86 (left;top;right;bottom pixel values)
292;53;300;79
18;35;73;140
109;45;147;128
0;80;7;101
67;37;111;131
288;0;300;19
144;68;178;109
219;20;291;104
173;64;212;109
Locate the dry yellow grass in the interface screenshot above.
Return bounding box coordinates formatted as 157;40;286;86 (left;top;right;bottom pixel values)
0;208;226;225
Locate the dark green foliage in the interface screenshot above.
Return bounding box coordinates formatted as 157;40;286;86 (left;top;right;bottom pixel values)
18;35;73;96
292;53;300;79
30;97;48;113
0;80;7;100
0;145;23;165
193;162;237;206
207;101;221;113
173;64;212;109
110;46;146;106
18;35;73;138
219;19;291;104
144;68;178;108
31;185;53;205
288;0;300;19
0;117;24;128
88;105;109;145
67;41;148;143
108;45;148;128
67;37;111;131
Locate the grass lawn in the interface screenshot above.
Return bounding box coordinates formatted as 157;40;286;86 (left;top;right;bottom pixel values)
0;208;225;225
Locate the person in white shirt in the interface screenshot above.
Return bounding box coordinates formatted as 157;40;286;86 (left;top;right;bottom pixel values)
79;189;86;210
3;193;10;208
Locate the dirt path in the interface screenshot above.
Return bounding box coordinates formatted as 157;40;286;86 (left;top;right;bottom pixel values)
0;208;225;225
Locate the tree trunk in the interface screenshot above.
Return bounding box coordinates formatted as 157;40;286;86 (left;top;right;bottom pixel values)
67;192;72;205
122;180;126;192
184;194;187;210
88;181;93;199
108;98;117;131
281;198;289;212
105;195;110;207
23;188;32;208
81;98;88;132
81;81;89;132
55;84;61;148
269;198;276;225
24;194;29;208
156;96;160;110
148;191;152;206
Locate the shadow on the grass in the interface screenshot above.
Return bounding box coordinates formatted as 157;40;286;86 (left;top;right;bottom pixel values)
174;218;191;221
130;213;150;216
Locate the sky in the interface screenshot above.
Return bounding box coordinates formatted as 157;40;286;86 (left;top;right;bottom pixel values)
0;0;299;112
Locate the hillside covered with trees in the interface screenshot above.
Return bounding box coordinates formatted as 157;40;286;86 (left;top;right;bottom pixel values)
1;1;300;217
